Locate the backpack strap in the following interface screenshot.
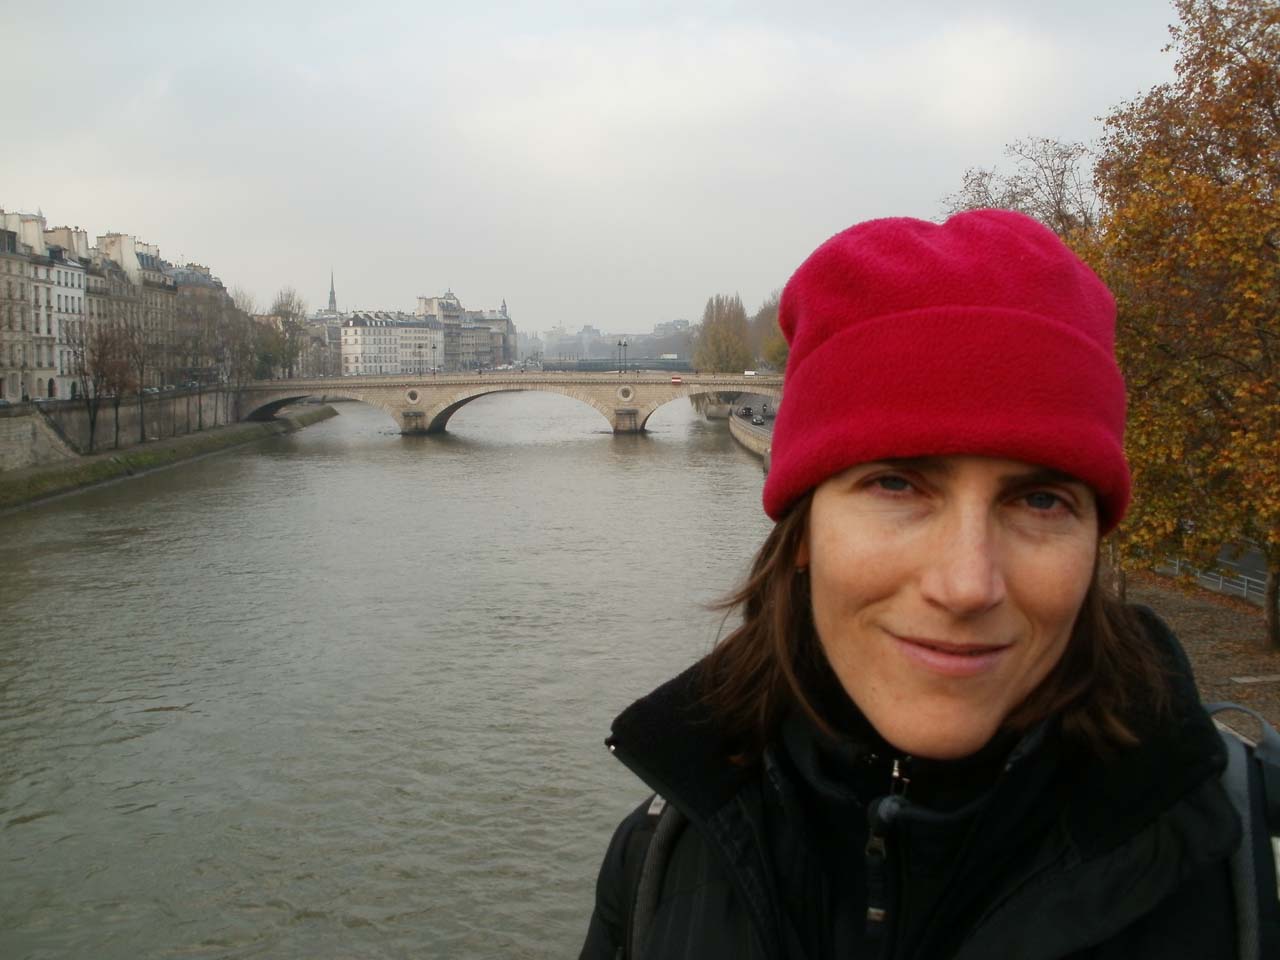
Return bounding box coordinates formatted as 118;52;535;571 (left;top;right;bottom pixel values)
622;794;687;960
618;795;661;959
1208;702;1280;835
1207;702;1280;960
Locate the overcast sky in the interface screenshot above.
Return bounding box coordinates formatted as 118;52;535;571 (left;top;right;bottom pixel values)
2;1;1180;336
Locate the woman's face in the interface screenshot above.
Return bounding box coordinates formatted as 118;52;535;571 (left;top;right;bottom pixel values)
799;455;1098;760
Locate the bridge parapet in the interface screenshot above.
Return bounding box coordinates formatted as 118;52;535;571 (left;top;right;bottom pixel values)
238;372;783;435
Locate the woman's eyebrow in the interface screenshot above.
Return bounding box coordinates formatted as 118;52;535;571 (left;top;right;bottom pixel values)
1000;467;1086;488
870;459;1086;489
876;456;952;474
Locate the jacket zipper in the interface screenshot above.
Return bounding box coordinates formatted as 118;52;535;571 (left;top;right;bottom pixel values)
865;757;910;955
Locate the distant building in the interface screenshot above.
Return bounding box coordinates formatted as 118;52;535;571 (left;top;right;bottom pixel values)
410;290;517;371
0;225;32;401
2;211;60;400
341;312;445;376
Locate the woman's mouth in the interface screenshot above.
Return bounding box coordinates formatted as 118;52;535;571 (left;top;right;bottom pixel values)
893;635;1012;677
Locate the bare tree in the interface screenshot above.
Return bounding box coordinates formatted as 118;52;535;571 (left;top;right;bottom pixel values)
221;288;264;421
175;292;226;432
270;287;308;379
123;320;161;442
66;317;110;452
943;137;1097;240
99;325;134;450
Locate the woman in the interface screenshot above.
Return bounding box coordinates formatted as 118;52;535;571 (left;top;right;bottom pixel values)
579;210;1246;959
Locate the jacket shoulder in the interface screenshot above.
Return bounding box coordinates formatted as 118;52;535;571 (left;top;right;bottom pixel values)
580;791;769;960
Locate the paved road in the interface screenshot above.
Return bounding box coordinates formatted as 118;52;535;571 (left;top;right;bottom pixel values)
1219;545;1267;582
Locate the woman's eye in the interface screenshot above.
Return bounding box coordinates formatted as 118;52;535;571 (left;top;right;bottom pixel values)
1024;491;1064;511
873;475;913;493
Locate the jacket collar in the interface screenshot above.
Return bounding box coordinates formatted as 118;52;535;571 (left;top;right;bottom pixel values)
608;605;1230;845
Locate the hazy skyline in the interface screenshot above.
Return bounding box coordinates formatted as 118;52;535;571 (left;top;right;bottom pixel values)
3;1;1181;335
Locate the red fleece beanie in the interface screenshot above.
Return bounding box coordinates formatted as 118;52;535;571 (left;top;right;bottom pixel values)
762;209;1130;532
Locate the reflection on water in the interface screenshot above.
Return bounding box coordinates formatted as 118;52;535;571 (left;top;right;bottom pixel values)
0;394;772;959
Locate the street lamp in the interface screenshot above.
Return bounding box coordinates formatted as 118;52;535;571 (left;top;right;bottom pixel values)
617;339;623;374
432;342;437;375
622;339;628;373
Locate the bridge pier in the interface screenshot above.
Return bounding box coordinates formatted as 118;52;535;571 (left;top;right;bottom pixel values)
612;408;641;433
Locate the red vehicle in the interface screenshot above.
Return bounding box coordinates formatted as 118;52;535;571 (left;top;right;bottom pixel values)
670;375;683;384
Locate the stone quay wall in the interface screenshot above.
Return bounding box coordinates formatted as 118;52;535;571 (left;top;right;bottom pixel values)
729;413;771;465
0;406;79;472
1;388;241;469
0;406;337;510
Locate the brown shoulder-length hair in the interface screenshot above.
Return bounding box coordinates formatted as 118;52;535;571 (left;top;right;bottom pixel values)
700;492;1171;758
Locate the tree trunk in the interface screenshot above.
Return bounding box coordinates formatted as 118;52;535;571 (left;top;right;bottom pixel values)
138;393;147;443
1267;565;1279;651
82;396;99;454
1102;538;1127;603
113;399;121;449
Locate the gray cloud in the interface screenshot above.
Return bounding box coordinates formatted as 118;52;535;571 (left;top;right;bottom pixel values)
2;0;1179;332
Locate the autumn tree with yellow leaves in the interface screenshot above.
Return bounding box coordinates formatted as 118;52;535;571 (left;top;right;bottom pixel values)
1095;0;1279;646
693;294;754;373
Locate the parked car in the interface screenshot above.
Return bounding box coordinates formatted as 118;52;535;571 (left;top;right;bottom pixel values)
142;386;160;394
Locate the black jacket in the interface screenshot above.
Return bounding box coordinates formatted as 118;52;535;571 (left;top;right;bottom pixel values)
580;609;1243;959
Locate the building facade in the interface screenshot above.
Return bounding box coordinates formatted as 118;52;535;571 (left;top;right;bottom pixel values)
339;292;515;376
341;313;446;376
0;226;31;401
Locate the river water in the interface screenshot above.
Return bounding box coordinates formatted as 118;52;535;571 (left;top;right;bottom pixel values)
0;395;773;959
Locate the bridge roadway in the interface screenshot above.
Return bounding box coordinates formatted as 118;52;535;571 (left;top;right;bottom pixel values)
239;371;783;434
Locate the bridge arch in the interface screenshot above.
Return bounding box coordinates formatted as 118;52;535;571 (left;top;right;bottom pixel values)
240;389;403;423
635;382;782;430
423;384;616;433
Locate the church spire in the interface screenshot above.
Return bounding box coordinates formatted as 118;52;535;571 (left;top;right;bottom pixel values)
328;269;337;313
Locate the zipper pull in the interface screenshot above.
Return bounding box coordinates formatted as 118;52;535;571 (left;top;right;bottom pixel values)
890;757;911;798
864;795;902;938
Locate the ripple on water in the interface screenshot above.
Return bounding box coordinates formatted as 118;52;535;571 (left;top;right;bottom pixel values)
0;396;772;958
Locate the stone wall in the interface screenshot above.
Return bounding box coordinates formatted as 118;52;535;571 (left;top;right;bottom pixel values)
0;407;338;509
0;406;79;471
14;389;239;460
729;413;771;464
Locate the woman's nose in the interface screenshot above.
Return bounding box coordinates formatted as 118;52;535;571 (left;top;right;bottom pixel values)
918;509;1008;616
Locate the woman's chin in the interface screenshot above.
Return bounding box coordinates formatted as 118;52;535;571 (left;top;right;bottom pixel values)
874;717;1002;761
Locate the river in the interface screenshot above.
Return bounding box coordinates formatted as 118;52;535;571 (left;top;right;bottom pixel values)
0;394;773;959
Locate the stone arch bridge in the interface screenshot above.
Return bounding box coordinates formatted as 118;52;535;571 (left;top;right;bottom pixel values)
238;372;783;434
